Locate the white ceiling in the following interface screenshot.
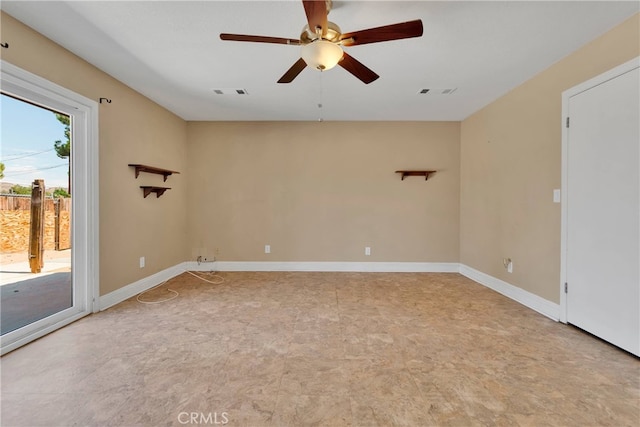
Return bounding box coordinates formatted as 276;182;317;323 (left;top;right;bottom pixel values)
2;1;638;121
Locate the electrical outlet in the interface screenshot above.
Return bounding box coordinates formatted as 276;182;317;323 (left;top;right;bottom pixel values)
365;247;371;256
265;244;271;254
197;254;215;263
139;256;145;268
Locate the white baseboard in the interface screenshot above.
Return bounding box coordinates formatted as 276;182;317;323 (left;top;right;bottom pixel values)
187;261;460;273
459;264;560;321
100;261;457;311
100;261;558;323
186;261;220;272
99;262;188;311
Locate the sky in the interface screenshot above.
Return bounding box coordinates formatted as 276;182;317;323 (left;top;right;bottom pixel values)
1;94;69;189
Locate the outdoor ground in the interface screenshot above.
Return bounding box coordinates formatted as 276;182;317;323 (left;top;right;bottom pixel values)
0;249;71;266
0;249;71;287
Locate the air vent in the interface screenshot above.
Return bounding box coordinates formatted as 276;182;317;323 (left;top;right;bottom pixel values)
212;88;249;95
417;88;457;95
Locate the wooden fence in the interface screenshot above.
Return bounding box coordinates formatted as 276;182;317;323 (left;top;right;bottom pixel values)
0;195;71;253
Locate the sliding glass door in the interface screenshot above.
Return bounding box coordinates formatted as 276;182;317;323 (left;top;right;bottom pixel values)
0;61;98;355
0;94;73;336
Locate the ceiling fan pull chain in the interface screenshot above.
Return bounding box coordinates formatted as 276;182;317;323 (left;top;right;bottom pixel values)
318;72;324;122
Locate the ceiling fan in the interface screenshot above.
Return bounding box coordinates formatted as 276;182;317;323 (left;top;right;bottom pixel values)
220;0;423;84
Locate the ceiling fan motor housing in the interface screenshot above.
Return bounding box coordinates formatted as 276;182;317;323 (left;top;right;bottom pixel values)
300;21;342;44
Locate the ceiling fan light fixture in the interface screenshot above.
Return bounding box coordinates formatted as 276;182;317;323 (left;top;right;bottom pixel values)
301;40;343;71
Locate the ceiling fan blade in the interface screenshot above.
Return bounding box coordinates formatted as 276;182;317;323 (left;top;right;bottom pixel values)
340;19;423;46
278;58;308;83
220;33;301;45
338;52;379;84
302;0;328;36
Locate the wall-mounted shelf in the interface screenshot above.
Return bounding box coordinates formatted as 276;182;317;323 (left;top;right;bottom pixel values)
395;170;436;181
129;164;180;182
140;186;171;198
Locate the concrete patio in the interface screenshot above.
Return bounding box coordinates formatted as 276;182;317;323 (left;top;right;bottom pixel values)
0;250;72;335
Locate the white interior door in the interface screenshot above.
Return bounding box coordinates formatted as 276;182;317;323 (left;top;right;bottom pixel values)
564;62;639;356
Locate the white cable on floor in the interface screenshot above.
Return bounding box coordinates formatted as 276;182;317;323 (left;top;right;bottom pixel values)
136;270;225;304
136;280;179;304
185;270;225;285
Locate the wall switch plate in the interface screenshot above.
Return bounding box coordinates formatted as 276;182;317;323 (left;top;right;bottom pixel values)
265;245;271;254
553;189;561;203
365;247;371;256
507;261;513;273
139;256;145;268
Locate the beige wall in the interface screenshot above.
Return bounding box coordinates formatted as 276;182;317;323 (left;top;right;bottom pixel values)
1;12;189;295
187;122;460;263
460;14;640;303
3;9;637;303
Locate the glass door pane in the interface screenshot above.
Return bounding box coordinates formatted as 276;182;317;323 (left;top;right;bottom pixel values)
0;94;73;335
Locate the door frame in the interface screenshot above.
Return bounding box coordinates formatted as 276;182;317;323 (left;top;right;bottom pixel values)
560;56;639;324
0;60;99;355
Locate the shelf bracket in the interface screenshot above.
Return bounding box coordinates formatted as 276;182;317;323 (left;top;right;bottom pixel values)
395;170;436;181
141;186;170;198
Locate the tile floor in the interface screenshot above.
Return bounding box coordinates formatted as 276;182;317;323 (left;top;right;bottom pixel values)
1;272;638;426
